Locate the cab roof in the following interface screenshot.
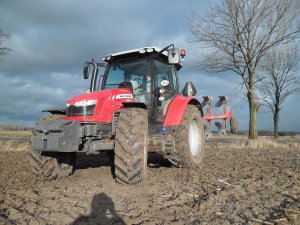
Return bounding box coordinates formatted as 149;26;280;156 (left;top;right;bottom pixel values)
102;47;167;62
102;46;182;70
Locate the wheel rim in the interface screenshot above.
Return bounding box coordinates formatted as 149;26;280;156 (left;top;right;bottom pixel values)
189;119;201;156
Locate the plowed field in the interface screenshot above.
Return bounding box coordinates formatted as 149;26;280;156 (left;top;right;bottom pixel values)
0;134;299;225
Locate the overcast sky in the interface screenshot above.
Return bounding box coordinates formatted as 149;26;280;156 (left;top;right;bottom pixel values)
0;0;299;131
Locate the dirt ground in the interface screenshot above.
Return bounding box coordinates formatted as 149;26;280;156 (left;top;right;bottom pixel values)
0;134;299;225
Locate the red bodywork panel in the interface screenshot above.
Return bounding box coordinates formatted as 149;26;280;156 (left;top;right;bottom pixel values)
163;95;202;127
65;91;202;127
65;88;134;123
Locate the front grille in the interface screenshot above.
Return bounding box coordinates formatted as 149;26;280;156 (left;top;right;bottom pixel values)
66;105;95;117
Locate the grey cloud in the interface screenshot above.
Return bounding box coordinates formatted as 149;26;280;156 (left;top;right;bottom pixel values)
0;0;299;131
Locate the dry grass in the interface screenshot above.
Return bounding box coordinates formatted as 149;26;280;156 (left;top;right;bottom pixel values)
206;134;300;150
245;137;300;149
1;131;299;153
0;140;31;152
0;130;32;137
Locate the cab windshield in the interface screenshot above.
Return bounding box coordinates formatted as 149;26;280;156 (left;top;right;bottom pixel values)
102;57;151;91
102;57;152;103
101;55;178;106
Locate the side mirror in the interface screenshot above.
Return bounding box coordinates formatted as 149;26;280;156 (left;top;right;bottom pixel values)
83;64;89;79
168;48;180;64
182;82;197;97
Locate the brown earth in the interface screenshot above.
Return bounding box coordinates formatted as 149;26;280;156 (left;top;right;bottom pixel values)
0;135;299;225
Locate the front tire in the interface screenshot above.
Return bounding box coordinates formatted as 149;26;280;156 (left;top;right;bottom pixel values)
29;150;76;180
167;105;204;168
29;114;76;180
114;108;148;184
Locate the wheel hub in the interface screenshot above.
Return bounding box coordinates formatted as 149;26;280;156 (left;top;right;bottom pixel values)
189;119;201;156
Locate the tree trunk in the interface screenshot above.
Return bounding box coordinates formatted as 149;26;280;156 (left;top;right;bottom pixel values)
248;92;258;139
273;107;280;140
247;65;257;139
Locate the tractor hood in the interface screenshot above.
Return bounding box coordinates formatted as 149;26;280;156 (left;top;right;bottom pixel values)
65;88;134;123
67;88;134;105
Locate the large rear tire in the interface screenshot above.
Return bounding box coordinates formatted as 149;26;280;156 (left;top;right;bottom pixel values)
114;108;148;184
29;114;76;180
167;105;204;168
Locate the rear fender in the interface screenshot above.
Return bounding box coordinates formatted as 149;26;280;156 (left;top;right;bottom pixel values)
163;95;203;127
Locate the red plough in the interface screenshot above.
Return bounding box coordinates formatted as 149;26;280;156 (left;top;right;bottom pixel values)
202;96;238;137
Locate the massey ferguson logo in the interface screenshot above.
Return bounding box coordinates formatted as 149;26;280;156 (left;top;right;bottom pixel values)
108;94;134;100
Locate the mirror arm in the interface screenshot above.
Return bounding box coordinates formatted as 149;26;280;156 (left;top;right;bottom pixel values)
159;44;174;54
96;62;107;67
83;62;90;79
90;59;98;92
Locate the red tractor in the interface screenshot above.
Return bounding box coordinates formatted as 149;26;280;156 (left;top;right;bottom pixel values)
31;45;205;184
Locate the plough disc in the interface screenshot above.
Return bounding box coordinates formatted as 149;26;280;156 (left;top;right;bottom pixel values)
215;96;228;107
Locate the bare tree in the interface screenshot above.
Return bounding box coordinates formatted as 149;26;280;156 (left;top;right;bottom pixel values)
0;28;10;60
257;45;300;139
187;0;300;139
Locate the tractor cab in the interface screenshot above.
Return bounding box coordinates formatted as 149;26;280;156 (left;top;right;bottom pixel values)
84;45;186;126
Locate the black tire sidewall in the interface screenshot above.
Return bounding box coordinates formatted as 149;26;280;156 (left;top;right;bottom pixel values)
52;152;76;176
114;107;148;184
171;105;205;168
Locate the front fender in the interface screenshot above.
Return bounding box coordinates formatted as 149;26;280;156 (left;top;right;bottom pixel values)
163;95;203;127
122;102;147;110
42;108;66;115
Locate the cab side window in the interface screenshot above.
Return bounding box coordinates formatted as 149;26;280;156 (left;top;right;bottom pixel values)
154;59;177;92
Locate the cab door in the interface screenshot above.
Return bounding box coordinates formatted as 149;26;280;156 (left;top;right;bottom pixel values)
151;58;178;125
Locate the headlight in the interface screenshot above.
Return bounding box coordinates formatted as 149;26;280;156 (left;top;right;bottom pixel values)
146;48;154;52
139;48;146;53
74;99;97;107
159;87;167;94
66;99;97;117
